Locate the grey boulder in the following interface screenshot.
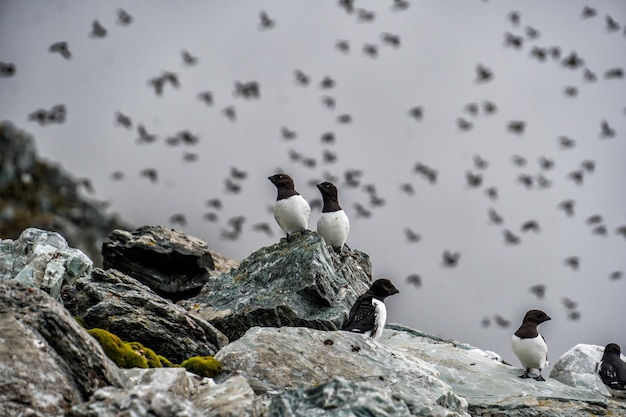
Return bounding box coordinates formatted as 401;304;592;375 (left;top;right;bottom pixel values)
180;230;372;341
0;281;127;417
0;227;92;300
102;225;217;300
61;267;228;363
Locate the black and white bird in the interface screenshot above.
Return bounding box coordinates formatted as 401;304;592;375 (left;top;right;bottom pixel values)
597;343;626;398
343;279;399;341
316;182;350;251
511;309;551;381
268;174;311;237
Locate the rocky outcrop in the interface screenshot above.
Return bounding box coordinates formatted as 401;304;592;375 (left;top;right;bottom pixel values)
0;281;127;417
0;122;131;266
102;226;224;300
179;230;372;341
0;228;92;300
61;267;228;363
2;227;625;417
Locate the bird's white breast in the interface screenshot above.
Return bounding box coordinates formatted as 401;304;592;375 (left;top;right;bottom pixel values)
511;334;548;370
371;298;387;341
274;195;311;234
316;210;350;248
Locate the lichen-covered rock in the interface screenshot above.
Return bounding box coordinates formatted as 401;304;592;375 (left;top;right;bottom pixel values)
549;343;626;397
380;324;613;417
0;228;92;299
268;377;413;417
180;230;372;341
61;267;228;363
124;368;196;399
0;281;127;417
102;226;221;300
215;326;468;417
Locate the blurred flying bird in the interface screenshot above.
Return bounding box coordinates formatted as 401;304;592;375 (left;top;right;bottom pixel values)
49;41;71;59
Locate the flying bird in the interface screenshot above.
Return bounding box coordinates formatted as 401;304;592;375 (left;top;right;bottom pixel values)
181;50;198;66
0;61;16;77
442;250;461;267
342;279;399;341
89;20;107;38
258;11;275;29
511;309;551;381
475;64;494;83
116;9;133;25
49;41;71;59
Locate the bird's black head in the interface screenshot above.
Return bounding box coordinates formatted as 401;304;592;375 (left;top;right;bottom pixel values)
604;343;622;356
269;173;295;189
370;279;399;299
522;309;551;325
317;182;338;200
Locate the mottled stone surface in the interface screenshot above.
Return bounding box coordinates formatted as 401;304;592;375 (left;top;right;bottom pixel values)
268;377;413;417
61;267;228;363
102;225;217;300
381;324;615;417
194;375;264;417
0;281;127;417
0;228;92;299
180;230;372;341
215;326;468;417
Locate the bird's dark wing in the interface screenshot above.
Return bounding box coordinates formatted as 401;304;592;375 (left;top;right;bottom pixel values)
343;294;375;333
599;360;626;389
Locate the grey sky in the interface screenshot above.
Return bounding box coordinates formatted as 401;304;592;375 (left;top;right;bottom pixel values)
1;0;625;372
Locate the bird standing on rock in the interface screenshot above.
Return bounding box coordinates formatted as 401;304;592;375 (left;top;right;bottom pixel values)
316;181;350;251
597;343;626;398
343;279;399;341
268;174;311;238
511;309;551;381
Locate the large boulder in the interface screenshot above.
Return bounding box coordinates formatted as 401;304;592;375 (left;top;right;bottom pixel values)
550;343;626;397
179;230;372;341
0;228;92;300
0;281;127;417
61;267;228;363
380;324;615;417
102;226;229;300
215;326;468;417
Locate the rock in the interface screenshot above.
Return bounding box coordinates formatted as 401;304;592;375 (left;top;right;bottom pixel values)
0;228;92;300
102;226;223;300
380;324;615;417
268;376;413;417
0;122;131;267
180;230;372;341
193;375;264;417
124;368;196;399
550;343;626;397
215;326;468;417
0;281;127;417
69;384;200;417
61;267;228;363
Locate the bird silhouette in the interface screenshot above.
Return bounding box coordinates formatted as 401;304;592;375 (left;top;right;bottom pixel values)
507;11;521;26
280;126;296;140
475;64;494;83
442;250;461;267
222;106;236;122
558;135;576;149
604;68;623;79
356;9;375;23
89;20;107;38
381;33;401;47
197;91;213;106
137;124;157;144
335;40;350;53
115;112;132;129
504;32;524;49
507;121;526;134
169;213;187;227
362;43;378;58
117;9;133;25
600;120;616;138
581;6;597;19
408;106;424;121
558;199;575;216
258;11;275;29
0;61;16;77
529;284;546;299
404;228;421;243
294;69;310;86
563;256;580;270
49;41;72;59
406;274;422;288
503;229;521;245
521;220;540;233
140;168;158;183
605;15;620;32
181;50;198;66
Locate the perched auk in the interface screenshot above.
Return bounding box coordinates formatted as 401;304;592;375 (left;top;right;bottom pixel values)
343;279;399;341
511;309;551;381
268;174;311;237
316;181;350;250
597;343;626;398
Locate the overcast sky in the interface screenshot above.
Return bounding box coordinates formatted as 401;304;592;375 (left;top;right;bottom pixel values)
1;0;625;372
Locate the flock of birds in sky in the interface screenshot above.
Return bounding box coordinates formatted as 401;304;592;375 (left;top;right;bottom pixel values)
1;1;625;357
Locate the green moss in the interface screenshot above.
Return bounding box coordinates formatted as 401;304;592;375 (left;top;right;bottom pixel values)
127;341;163;368
87;328;148;368
180;356;222;377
